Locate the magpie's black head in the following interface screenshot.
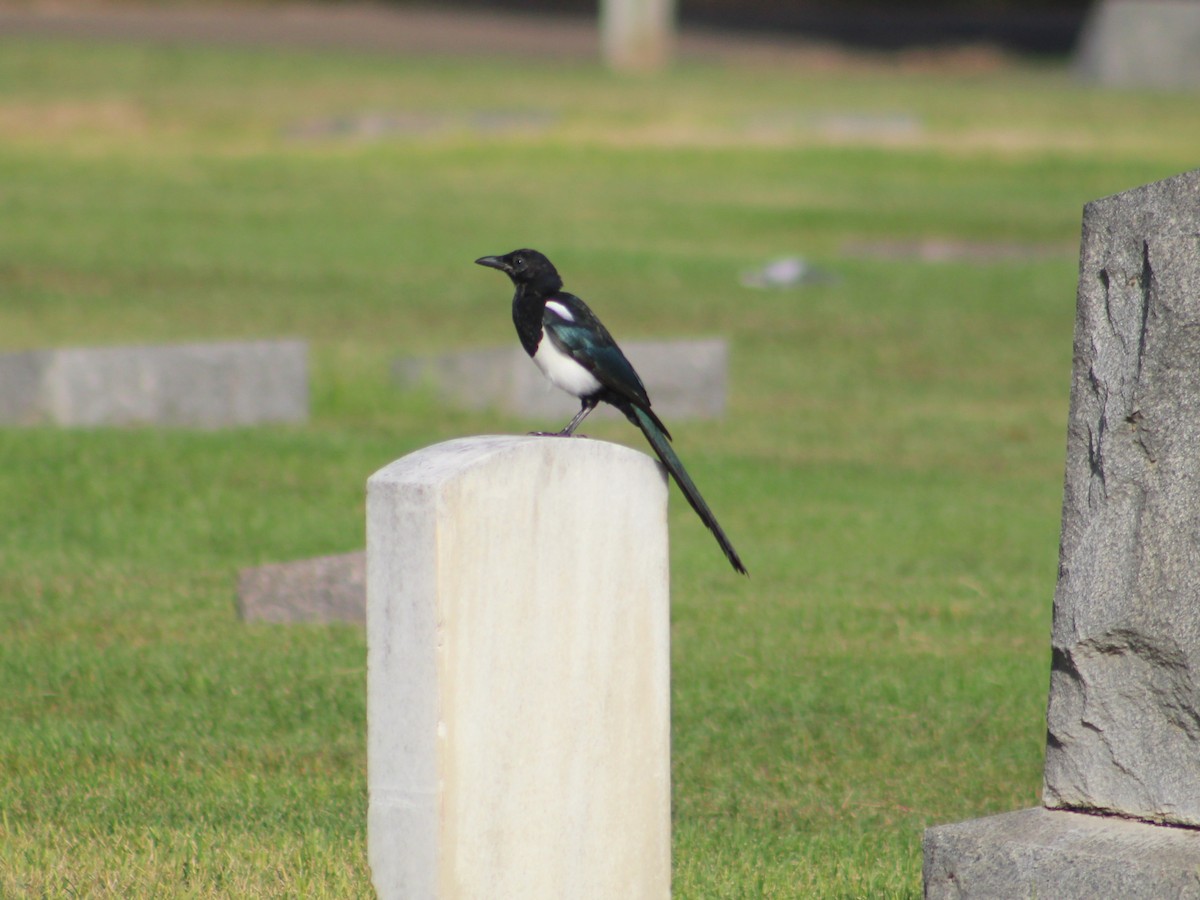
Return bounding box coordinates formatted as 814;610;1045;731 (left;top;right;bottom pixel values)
475;249;562;292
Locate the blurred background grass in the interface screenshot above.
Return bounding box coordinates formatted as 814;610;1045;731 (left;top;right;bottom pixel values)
0;14;1197;897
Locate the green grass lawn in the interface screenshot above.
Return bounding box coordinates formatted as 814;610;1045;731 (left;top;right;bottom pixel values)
1;32;1196;897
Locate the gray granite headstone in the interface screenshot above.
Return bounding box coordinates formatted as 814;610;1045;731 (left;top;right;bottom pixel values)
1074;0;1200;89
394;338;727;423
1047;169;1200;826
237;551;365;624
924;168;1200;896
0;339;308;428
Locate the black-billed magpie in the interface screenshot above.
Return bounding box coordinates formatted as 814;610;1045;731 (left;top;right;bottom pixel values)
475;249;747;575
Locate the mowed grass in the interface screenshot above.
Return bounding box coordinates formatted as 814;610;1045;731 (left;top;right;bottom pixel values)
1;32;1197;896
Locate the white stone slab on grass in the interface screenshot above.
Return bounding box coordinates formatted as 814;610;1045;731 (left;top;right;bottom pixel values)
0;339;308;427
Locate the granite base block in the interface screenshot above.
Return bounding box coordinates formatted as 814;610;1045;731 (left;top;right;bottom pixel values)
924;807;1200;899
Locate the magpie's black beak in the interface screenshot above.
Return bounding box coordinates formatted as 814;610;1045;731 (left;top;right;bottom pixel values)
474;255;507;272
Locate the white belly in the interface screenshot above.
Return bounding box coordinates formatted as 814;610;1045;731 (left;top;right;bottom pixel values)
533;338;602;398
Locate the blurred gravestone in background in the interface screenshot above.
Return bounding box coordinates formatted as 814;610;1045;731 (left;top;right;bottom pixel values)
238;551;366;624
601;0;675;70
925;169;1200;896
0;339;308;428
1075;0;1200;88
394;338;727;423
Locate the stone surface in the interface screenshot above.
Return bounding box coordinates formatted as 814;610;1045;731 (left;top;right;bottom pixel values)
840;237;1071;263
0;351;47;424
367;436;670;899
923;170;1200;896
600;0;675;72
237;551;365;624
1074;0;1200;89
394;338;726;423
0;339;308;428
924;807;1200;899
1046;168;1200;827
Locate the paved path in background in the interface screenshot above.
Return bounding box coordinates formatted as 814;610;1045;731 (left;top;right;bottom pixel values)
0;2;849;65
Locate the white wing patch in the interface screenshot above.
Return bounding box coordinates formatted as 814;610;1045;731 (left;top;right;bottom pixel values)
544;300;575;322
533;337;602;398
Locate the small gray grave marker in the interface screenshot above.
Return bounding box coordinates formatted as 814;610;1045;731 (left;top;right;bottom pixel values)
237;551;365;624
0;339;308;428
394;338;727;423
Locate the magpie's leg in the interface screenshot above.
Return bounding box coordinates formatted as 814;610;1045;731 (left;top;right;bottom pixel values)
530;398;597;437
560;399;597;436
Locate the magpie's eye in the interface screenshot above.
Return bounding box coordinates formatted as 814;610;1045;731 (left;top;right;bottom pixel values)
514;257;524;267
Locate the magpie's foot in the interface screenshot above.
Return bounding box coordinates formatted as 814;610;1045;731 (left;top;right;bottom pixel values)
527;430;590;439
